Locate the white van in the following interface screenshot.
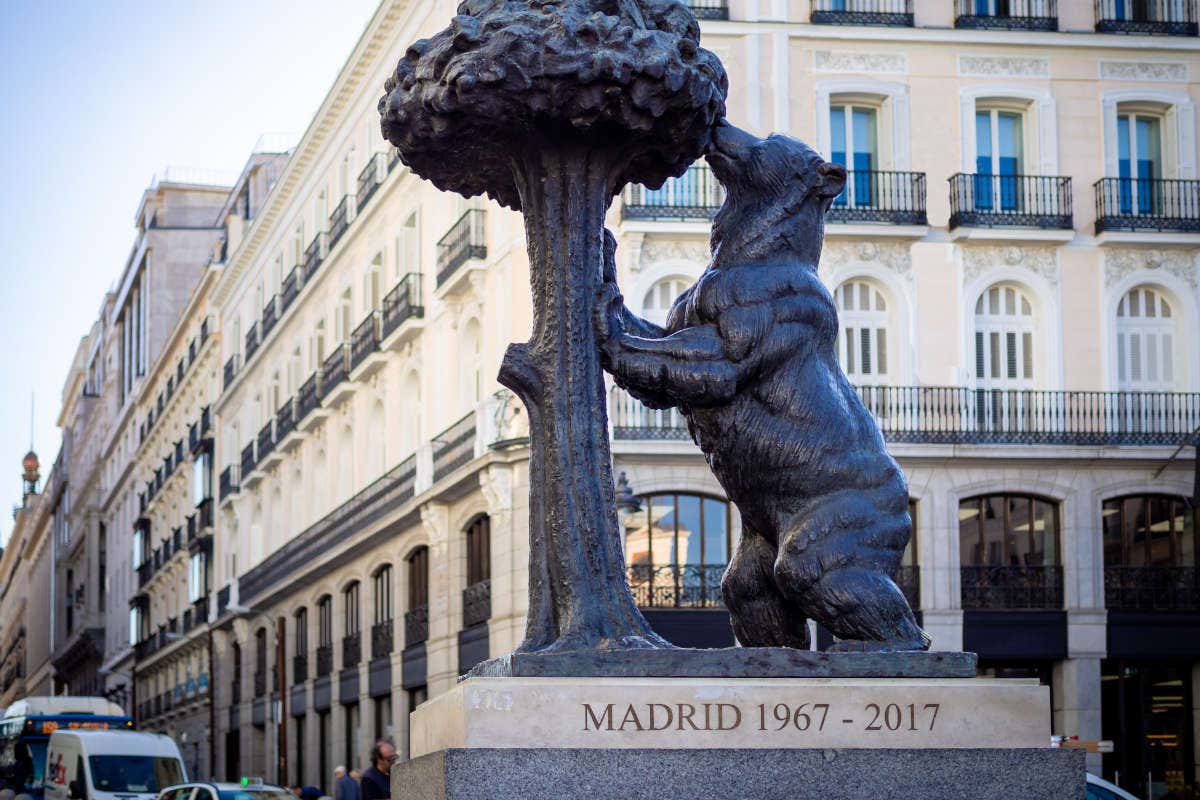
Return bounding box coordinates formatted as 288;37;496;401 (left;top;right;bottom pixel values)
43;730;186;800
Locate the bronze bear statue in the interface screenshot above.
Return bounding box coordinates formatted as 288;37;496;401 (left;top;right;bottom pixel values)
596;121;928;652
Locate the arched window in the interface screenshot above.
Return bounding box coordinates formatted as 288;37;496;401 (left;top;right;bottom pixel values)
1103;494;1196;569
372;565;394;659
958;494;1061;610
1115;103;1164;216
343;581;361;668
464;516;491;628
974;283;1035;389
254;627;268;694
406;546;430;647
461;319;482;409
316;595;333;678
293;607;309;682
1116;286;1176;391
619;493;730;608
641;277;692;328
230;641;242;703
834;279;890;383
829;98;880;209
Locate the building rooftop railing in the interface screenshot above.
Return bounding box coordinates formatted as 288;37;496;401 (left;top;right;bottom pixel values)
948;173;1073;230
811;0;914;26
955;0;1057;30
685;0;729;19
1094;0;1198;35
1094;178;1200;234
436;209;487;288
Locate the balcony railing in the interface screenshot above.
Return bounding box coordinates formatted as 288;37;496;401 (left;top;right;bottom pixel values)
281;266;302;314
297;370;322;421
303;232;328;281
193;596;209;625
1094;0;1198;34
896;565;920;610
137;562;152;588
342;632;362;669
685;0;729;17
405;605;429;647
244;322;260;363
432;412;477;481
811;0;914;26
318;345;350;401
223;354;239;390
1093;178;1200;234
350;312;382;372
316;644;333;678
253;670;266;695
855;385;1200;446
240;443;255;480
276;398;297;441
1105;566;1199;611
219;465;239;500
218;584;231;616
436;209;487;287
357;153;386;213
197;498;214;531
609;387;690;440
961;565;1064;610
261;296;278;339
948;173;1073;230
382;273;424;340
371;620;394;659
955;0;1057;30
463;580;492;628
293;653;308;683
622;164;724;220
628;565;725;608
329;195;354;248
828;171;928;225
256;421;274;466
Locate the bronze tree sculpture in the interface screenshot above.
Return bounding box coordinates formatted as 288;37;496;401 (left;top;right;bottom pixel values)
380;0;727;653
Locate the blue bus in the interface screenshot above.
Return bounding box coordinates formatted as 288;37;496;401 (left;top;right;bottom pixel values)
0;697;133;798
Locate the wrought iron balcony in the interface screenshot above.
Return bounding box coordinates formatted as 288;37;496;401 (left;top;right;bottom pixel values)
855;385;1200;447
293;653;308;683
622;164;724;220
350;311;382;372
281;265;302;314
329;195;354;249
137;562;153;588
627;565;725;608
193;596;209;625
218;584;231;616
463;580;492;628
275;397;297;441
948;173;1073;230
685;0;729;18
342;632;362;669
240;443;255;480
828;171;928;225
230;678;241;706
219;465;239;500
436;209;487;287
1093;178;1200;234
223;354;239;390
303;232;328;281
1094;0;1198;34
609;387;690;440
357;153;386;213
182;608;195;633
197;497;214;532
186;514;197;541
405;605;429;647
261;296;278;340
297;369;322;421
955;0;1057;29
256;421;274;466
318;344;350;402
961;565;1064;610
316;644;333;677
895;565;920;611
811;0;914;26
253;670;266;695
1105;566;1198;611
382;273;424;340
244;321;260;363
371;619;394;659
432;412;477;481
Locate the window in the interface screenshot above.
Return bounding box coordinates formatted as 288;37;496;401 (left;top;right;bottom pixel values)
366;255;383;312
344;582;361;636
65;569;74;634
294;715;306;787
959;494;1060;567
461;319;482;408
98;523;106;609
193;450;213;506
641;277;692;328
835;280;890;383
317;596;333;648
465;516;491;588
1116;286;1177;391
1117;108;1162;215
830;102;878;207
975;107;1024;211
337;289;353;344
1103;494;1197;568
374;695;393;742
397;213;419;280
408;547;430;610
619;493;731;608
373;565;393;624
188;551;207;602
974;284;1035;388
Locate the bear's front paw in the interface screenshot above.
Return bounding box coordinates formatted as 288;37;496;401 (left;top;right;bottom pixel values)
593;282;625;346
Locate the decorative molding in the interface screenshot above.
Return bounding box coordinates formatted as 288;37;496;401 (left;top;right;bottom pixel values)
1104;249;1198;289
814;50;907;75
479;464;514;513
639;238;710;271
961;245;1058;287
820;240;912;275
957;55;1049;79
1099;61;1188;83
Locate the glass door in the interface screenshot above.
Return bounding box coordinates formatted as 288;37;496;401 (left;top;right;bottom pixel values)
1117;113;1162;216
975;109;1024;211
831;104;878;209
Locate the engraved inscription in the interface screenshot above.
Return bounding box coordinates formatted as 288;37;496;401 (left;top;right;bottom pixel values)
582;701;941;734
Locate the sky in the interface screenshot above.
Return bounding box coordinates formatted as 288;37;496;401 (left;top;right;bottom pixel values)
0;0;381;546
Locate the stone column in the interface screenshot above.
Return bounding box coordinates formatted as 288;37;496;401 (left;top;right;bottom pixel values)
480;463;520;657
908;466;963;652
420;502;455;694
1053;655;1103;775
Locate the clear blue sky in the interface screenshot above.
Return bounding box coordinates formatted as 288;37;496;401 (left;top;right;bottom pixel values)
0;0;381;545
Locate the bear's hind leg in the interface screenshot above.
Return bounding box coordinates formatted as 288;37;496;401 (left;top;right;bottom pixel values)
803;566;928;652
722;528;810;649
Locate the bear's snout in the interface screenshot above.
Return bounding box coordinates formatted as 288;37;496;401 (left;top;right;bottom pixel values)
815;161;847;199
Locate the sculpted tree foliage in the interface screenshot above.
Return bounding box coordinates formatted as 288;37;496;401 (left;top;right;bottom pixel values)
380;0;727;655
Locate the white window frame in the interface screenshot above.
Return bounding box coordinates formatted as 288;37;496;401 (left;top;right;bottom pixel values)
1102;89;1196;180
834;278;893;386
816;79;911;171
960;85;1057;176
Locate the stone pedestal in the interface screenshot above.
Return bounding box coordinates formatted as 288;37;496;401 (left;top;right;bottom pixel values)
393;675;1085;799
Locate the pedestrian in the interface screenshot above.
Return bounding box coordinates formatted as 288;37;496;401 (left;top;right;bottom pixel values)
333;766;360;800
359;741;395;800
292;785;322;800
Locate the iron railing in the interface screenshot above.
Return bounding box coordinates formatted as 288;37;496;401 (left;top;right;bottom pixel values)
303;232;328;281
1104;566;1199;611
961;565;1064;609
275;397;297;441
609;387;690;440
948;173;1073;229
382;273;424;340
357;154;386;213
261;296;278;339
219;465;239;500
855;385;1200;446
253;670;267;695
350;311;382;372
230;677;241;706
371;620;394;659
623;164;724;220
281;266;302;313
297;370;322;421
329;195;354;248
256;421;274;466
895;565;921;610
1093;178;1200;233
240;443;255;480
405;605;429;647
811;0;914;26
462;580;492;628
193;596;209;624
318;344;351;402
244;322;260;363
293;653;308;683
436;209;487;287
342;632;362;669
628;564;725;608
432;412;477;481
223;354;239;390
1094;0;1198;34
685;0;729;18
316;644;333;677
955;0;1057;30
197;498;214;531
829;171;928;225
218;584;231;616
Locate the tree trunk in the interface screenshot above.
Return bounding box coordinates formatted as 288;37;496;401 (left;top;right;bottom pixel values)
500;143;669;652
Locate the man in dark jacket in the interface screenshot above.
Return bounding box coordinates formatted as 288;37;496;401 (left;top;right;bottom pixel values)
359;741;395;800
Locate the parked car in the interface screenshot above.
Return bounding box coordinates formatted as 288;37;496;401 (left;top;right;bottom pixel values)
42;730;185;800
158;778;294;800
1087;773;1141;800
